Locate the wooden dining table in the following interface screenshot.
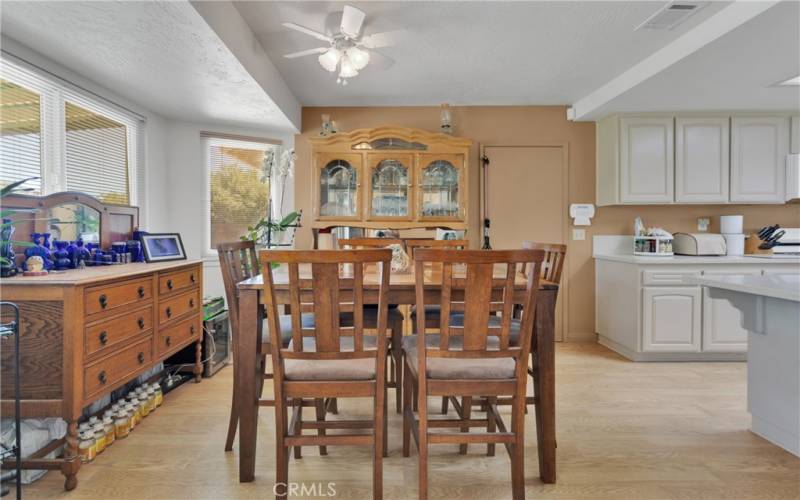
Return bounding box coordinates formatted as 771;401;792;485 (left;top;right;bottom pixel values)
235;263;558;484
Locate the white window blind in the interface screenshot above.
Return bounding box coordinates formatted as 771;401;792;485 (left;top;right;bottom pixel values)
206;137;278;250
0;78;43;193
64;100;129;204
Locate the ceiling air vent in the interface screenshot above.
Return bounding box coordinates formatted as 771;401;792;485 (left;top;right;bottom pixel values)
635;1;708;31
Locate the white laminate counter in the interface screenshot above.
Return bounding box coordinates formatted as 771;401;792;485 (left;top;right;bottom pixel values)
693;274;800;302
594;254;800;266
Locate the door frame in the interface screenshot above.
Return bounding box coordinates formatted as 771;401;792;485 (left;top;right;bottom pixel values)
479;143;570;342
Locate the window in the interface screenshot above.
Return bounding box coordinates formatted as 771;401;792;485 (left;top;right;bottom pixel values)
205;136;279;251
0;56;141;207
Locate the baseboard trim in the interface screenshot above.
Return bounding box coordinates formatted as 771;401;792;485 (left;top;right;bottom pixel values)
598;335;747;362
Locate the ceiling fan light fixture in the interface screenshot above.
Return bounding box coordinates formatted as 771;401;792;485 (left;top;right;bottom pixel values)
338;55;359;79
318;48;341;72
346;46;370;70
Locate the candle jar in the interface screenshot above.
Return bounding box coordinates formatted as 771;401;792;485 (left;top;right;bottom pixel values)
104;417;116;446
154;385;163;407
138;395;149;418
78;432;96;463
126;403;139;430
145;387;156;413
115;411;131;439
93;425;107;454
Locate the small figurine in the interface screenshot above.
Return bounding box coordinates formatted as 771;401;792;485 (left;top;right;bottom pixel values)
23;255;48;276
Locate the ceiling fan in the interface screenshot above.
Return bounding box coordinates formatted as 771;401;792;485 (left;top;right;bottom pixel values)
282;5;396;85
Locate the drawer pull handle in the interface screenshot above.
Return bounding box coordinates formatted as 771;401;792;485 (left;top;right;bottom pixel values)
167;279;173;290
166;336;172;347
98;371;107;384
137;352;145;364
190;325;196;335
99;331;108;345
166;307;172;318
189;298;195;308
138;286;145;298
190;274;196;283
98;294;108;309
137;317;145;329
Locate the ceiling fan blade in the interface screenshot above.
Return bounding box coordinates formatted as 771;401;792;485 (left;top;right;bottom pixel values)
340;5;366;38
365;48;395;70
358;30;405;49
283;47;329;59
282;22;332;42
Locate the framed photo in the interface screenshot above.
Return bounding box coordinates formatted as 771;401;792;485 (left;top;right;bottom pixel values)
140;233;186;263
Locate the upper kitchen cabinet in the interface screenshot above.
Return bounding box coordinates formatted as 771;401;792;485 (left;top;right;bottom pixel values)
309;127;471;229
730;116;789;203
675;116;730;203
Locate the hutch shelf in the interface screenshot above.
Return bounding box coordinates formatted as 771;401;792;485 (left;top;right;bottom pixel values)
311;126;472;230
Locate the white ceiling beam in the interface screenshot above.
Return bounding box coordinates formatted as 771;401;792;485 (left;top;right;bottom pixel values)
190;0;302;132
568;0;779;121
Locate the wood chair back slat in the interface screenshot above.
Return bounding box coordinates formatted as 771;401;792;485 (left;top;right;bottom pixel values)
522;241;566;284
217;240;260;342
259;249;392;365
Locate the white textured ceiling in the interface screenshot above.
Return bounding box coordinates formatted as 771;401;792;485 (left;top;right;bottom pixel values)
233;0;729;106
0;1;296;130
583;0;800;118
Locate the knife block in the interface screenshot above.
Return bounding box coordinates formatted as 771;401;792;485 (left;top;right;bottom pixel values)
744;233;773;255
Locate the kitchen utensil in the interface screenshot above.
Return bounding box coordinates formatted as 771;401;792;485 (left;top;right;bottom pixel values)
757;225;780;240
759;229;786;249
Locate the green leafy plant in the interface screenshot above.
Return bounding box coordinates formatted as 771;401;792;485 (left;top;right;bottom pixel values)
240;210;301;244
0;177;40;266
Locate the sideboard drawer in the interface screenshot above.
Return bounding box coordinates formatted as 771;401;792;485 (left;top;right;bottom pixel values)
159;267;200;296
84;337;152;400
158;289;200;325
85;306;153;358
85;278;153;316
157;315;201;357
642;270;701;286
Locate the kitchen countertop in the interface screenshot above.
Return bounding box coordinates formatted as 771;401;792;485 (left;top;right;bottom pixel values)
593;254;800;265
691;274;800;302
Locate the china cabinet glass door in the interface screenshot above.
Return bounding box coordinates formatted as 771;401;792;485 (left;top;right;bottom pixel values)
316;153;360;219
418;154;463;220
367;154;413;220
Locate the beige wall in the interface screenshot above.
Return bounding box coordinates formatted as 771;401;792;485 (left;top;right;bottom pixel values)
295;106;800;341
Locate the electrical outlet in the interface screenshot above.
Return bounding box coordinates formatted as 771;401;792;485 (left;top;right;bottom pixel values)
697;218;710;232
572;229;586;241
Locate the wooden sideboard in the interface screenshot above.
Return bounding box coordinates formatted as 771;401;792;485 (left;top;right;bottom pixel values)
0;260;203;490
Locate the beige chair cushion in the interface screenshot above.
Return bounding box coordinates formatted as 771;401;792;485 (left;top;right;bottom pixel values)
283;336;378;381
404;347;516;380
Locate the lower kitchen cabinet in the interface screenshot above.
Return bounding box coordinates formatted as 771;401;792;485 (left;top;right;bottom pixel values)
701;270;759;352
642;287;701;352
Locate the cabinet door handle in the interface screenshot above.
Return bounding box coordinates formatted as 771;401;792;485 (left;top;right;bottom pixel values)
190;273;196;284
190;325;196;335
99;331;108;345
165;336;172;347
137;352;145;364
98;294;108;309
167;279;173;290
166;306;172;318
137;286;145;298
189;298;195;308
137;317;145;329
98;371;107;384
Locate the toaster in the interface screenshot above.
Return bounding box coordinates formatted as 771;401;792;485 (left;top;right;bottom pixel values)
673;233;727;256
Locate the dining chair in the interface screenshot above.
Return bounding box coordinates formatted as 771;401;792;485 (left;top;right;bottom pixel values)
402;248;545;500
260;249;391;500
338;237;406;413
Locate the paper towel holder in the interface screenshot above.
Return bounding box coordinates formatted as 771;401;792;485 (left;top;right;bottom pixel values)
570;204;595;226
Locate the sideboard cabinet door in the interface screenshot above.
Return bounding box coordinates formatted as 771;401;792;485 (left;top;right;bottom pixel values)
619;117;675;203
730;116;788;203
315;153;362;221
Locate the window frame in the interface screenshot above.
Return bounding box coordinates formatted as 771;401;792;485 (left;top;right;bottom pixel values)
0;56;142;208
202;135;281;257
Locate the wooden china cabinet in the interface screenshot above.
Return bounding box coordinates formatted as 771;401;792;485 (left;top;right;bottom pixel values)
311;126;472;230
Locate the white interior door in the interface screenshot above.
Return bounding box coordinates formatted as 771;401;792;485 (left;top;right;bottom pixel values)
483;145;567;341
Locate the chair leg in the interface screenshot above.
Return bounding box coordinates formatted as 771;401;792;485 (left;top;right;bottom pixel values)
330;398;339;415
486;396;497;457
440;396;449;415
292;398;303;459
510;393;526;500
402;362;412;457
314;398;328;456
374;376;385;499
224;379;238;452
418;381;428;500
412;380;419;412
275;396;289;500
391;318;403;414
459;396;472;455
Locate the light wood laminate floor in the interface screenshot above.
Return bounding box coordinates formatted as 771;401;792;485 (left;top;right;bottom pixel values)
18;344;800;499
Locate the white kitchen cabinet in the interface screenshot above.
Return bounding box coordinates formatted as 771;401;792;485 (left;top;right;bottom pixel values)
675;117;730;203
730;116;789;203
620;117;675;203
642;286;702;352
701;270;760;353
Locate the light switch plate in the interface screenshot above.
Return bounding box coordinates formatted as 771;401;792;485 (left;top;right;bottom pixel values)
697;218;710;232
572;229;586;241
